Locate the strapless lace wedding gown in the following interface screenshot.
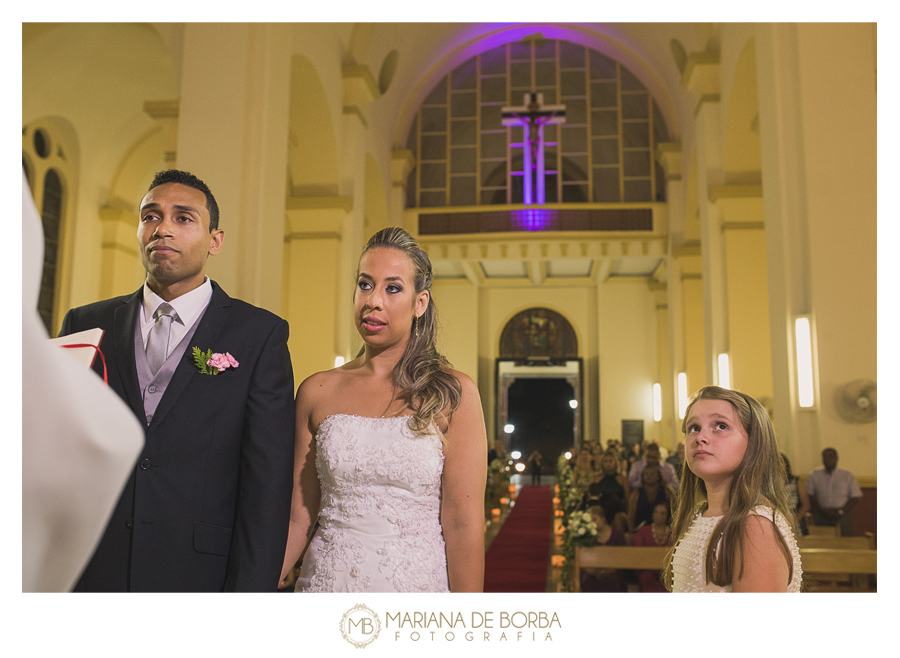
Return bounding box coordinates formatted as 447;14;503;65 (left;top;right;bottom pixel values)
295;414;450;592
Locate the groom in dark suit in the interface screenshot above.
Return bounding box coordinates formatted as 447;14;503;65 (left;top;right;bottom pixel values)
59;170;295;591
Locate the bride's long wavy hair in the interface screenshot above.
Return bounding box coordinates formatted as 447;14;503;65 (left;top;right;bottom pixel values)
356;227;462;435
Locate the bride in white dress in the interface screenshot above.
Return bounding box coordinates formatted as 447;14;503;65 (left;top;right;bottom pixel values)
279;227;487;592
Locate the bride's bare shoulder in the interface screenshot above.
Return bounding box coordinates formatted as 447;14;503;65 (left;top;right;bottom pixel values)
447;368;479;400
296;358;365;422
298;362;355;397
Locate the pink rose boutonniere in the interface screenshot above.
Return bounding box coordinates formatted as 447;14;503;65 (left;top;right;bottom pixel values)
192;347;239;375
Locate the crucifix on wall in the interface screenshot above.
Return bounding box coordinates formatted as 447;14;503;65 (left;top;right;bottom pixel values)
501;92;566;205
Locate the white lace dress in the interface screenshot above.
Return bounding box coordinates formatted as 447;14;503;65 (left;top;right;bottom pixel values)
671;505;802;592
295;414;450;592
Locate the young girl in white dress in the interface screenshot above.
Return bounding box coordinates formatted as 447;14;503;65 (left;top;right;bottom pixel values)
279;227;487;592
664;386;802;592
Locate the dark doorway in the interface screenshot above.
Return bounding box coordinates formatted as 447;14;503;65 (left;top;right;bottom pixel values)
506;378;576;468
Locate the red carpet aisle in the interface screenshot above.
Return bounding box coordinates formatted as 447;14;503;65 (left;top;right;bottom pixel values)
483;485;553;592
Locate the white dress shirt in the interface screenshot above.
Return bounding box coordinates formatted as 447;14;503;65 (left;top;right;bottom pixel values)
140;278;213;360
805;466;863;509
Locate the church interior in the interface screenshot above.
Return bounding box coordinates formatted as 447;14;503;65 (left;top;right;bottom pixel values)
23;22;877;588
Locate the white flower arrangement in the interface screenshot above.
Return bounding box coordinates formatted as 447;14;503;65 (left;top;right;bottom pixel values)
565;510;598;547
562;487;583;514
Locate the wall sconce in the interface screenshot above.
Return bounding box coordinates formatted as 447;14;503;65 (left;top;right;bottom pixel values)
795;316;815;408
334;355;346;368
677;372;688;419
653;383;662;422
717;353;731;389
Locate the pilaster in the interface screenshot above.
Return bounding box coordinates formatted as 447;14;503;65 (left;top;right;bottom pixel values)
690;65;727;387
709;184;772;400
175;23;291;313
98;205;143;299
143;100;179;168
681;50;721;116
390;149;416;227
342;64;380;128
283;195;353;381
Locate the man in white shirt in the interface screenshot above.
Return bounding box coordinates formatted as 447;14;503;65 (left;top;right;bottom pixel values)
806;447;863;536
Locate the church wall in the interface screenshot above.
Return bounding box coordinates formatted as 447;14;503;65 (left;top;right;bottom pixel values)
655;296;675;449
283;235;342;385
795;24;877;478
683;276;706;395
288;24;353;160
363;154;391;238
755;23;876;480
23;23;179;317
98;128;170;302
176;24;292;314
431;279;480;383
719;36;762;185
597;279;660;446
287;54;342;198
722;225;773;402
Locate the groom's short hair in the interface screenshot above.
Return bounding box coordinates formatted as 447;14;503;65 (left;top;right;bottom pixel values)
148;169;220;231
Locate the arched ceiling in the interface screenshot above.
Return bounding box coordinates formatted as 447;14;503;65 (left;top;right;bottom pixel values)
351;23;718;148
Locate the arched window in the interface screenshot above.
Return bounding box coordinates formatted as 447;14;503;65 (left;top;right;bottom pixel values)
23;122;73;335
39;170;63;334
406;37;669;209
499;307;578;361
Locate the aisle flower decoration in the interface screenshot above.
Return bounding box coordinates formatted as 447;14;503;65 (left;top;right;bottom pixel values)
564;510;599;548
555;452;593;591
486;454;512;507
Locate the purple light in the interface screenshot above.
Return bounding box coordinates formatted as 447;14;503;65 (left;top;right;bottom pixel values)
512;208;557;231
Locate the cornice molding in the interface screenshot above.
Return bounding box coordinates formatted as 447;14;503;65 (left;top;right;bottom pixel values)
708;184;763;203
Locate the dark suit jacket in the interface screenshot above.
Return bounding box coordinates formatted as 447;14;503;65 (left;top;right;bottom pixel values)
60;281;295;592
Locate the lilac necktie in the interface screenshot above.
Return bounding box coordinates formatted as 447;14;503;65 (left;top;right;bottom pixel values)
146;303;177;374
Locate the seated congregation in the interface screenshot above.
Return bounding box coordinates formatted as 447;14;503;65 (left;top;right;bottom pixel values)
565;439;875;593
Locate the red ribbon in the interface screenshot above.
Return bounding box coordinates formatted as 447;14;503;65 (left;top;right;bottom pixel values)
61;343;108;385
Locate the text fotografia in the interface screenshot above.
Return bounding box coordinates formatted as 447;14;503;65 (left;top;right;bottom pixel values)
386;611;561;642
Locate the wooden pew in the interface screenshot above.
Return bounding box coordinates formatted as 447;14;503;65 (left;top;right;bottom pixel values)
806;524;841;537
573;546;668;592
797;535;873;550
800;547;877;592
573;545;877;592
799;548;877;575
797;534;875;590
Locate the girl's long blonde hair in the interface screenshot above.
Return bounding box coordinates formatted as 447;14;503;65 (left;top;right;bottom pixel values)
663;386;797;590
357;227;462;435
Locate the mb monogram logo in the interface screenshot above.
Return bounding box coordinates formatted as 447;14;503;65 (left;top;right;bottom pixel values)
340;604;382;648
